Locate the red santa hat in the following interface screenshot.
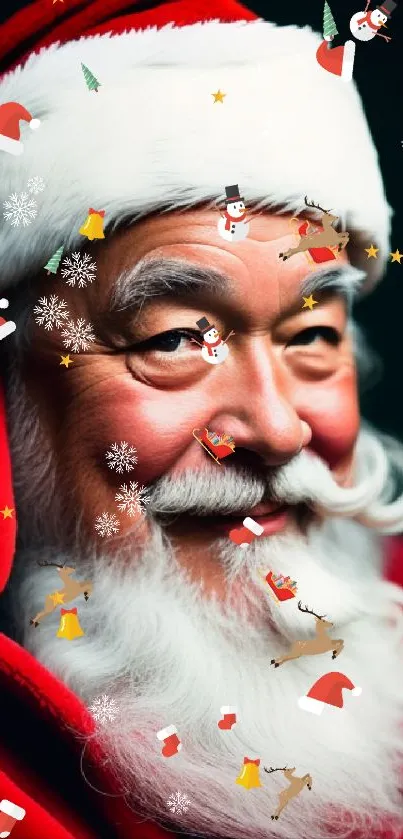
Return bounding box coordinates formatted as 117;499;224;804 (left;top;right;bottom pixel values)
0;0;392;591
0;101;40;156
298;672;362;715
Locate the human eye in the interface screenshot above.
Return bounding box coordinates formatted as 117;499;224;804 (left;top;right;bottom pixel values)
128;328;201;354
125;327;206;387
286;326;341;348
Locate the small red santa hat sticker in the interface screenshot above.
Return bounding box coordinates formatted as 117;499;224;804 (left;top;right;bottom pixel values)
0;101;41;156
298;671;362;715
0;299;16;341
316;40;356;82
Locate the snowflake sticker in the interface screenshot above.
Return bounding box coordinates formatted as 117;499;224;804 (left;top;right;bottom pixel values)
94;512;120;538
33;295;70;330
89;694;119;725
115;481;150;517
61;252;97;288
3;192;37;227
61;318;95;353
27;176;45;195
106;441;138;474
167;791;191;815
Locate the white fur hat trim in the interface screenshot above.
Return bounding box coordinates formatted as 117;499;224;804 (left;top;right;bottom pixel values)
0;19;390;292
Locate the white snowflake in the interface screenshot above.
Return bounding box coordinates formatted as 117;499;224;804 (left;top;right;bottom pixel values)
27;176;45;195
89;694;119;725
3;192;37;227
167;791;191;815
61;318;95;352
94;512;120;538
61;252;97;288
115;481;150;517
106;441;138;474
33;295;70;330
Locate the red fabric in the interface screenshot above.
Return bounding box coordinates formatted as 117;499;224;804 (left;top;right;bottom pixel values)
88;209;105;218
0;382;16;595
0;0;257;76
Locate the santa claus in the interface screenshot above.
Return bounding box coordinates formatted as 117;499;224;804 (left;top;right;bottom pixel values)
0;2;402;839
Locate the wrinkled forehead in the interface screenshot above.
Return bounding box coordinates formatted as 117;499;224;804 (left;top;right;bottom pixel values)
96;210;364;320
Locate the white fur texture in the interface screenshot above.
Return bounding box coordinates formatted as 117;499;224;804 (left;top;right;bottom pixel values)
0;19;390;291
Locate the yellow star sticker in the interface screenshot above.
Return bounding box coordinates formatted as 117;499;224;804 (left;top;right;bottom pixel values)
60;354;74;368
211;89;226;103
390;249;402;263
0;506;14;519
302;295;318;311
50;591;66;605
364;244;379;259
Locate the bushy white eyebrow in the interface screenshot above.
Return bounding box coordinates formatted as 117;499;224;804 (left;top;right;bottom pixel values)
110;258;230;314
300;265;367;311
110;257;366;317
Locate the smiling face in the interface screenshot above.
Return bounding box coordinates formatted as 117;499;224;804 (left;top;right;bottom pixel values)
21;209;360;591
371;9;387;24
227;200;245;217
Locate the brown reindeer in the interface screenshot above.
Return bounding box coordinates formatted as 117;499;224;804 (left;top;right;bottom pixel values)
270;601;344;667
264;766;312;820
279;197;349;261
30;561;93;627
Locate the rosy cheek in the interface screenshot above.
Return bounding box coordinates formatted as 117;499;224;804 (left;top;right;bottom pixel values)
300;375;360;471
96;380;207;482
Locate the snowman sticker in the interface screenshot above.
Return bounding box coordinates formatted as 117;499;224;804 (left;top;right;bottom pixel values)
349;0;396;42
194;317;235;365
217;184;250;243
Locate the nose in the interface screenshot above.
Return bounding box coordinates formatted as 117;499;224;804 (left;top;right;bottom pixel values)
213;342;312;467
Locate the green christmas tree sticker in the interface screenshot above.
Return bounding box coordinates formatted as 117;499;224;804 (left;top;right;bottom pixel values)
81;63;101;93
44;246;64;275
323;1;338;40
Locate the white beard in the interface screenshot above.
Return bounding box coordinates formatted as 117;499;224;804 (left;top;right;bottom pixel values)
14;503;403;838
5;363;403;839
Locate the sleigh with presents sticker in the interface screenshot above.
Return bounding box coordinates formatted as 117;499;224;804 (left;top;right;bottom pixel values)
192;428;235;465
259;570;298;604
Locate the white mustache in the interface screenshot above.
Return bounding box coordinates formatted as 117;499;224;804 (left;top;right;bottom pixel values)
147;430;391;522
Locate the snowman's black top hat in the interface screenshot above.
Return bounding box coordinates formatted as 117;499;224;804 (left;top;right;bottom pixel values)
376;0;397;16
196;316;215;334
224;184;244;204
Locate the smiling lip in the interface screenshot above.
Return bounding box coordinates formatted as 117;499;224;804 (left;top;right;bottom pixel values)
209;503;291;538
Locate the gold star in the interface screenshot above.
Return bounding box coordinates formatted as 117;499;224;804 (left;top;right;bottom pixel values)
302;295;318;311
60;354;74;368
211;89;226;103
50;591;66;605
0;506;14;519
390;249;402;263
364;244;379;259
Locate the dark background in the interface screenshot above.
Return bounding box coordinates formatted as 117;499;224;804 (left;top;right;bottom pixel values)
1;0;402;439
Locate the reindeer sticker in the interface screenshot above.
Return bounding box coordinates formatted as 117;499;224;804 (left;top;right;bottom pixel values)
270;600;344;667
279;196;349;263
264;766;312;820
30;561;93;627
